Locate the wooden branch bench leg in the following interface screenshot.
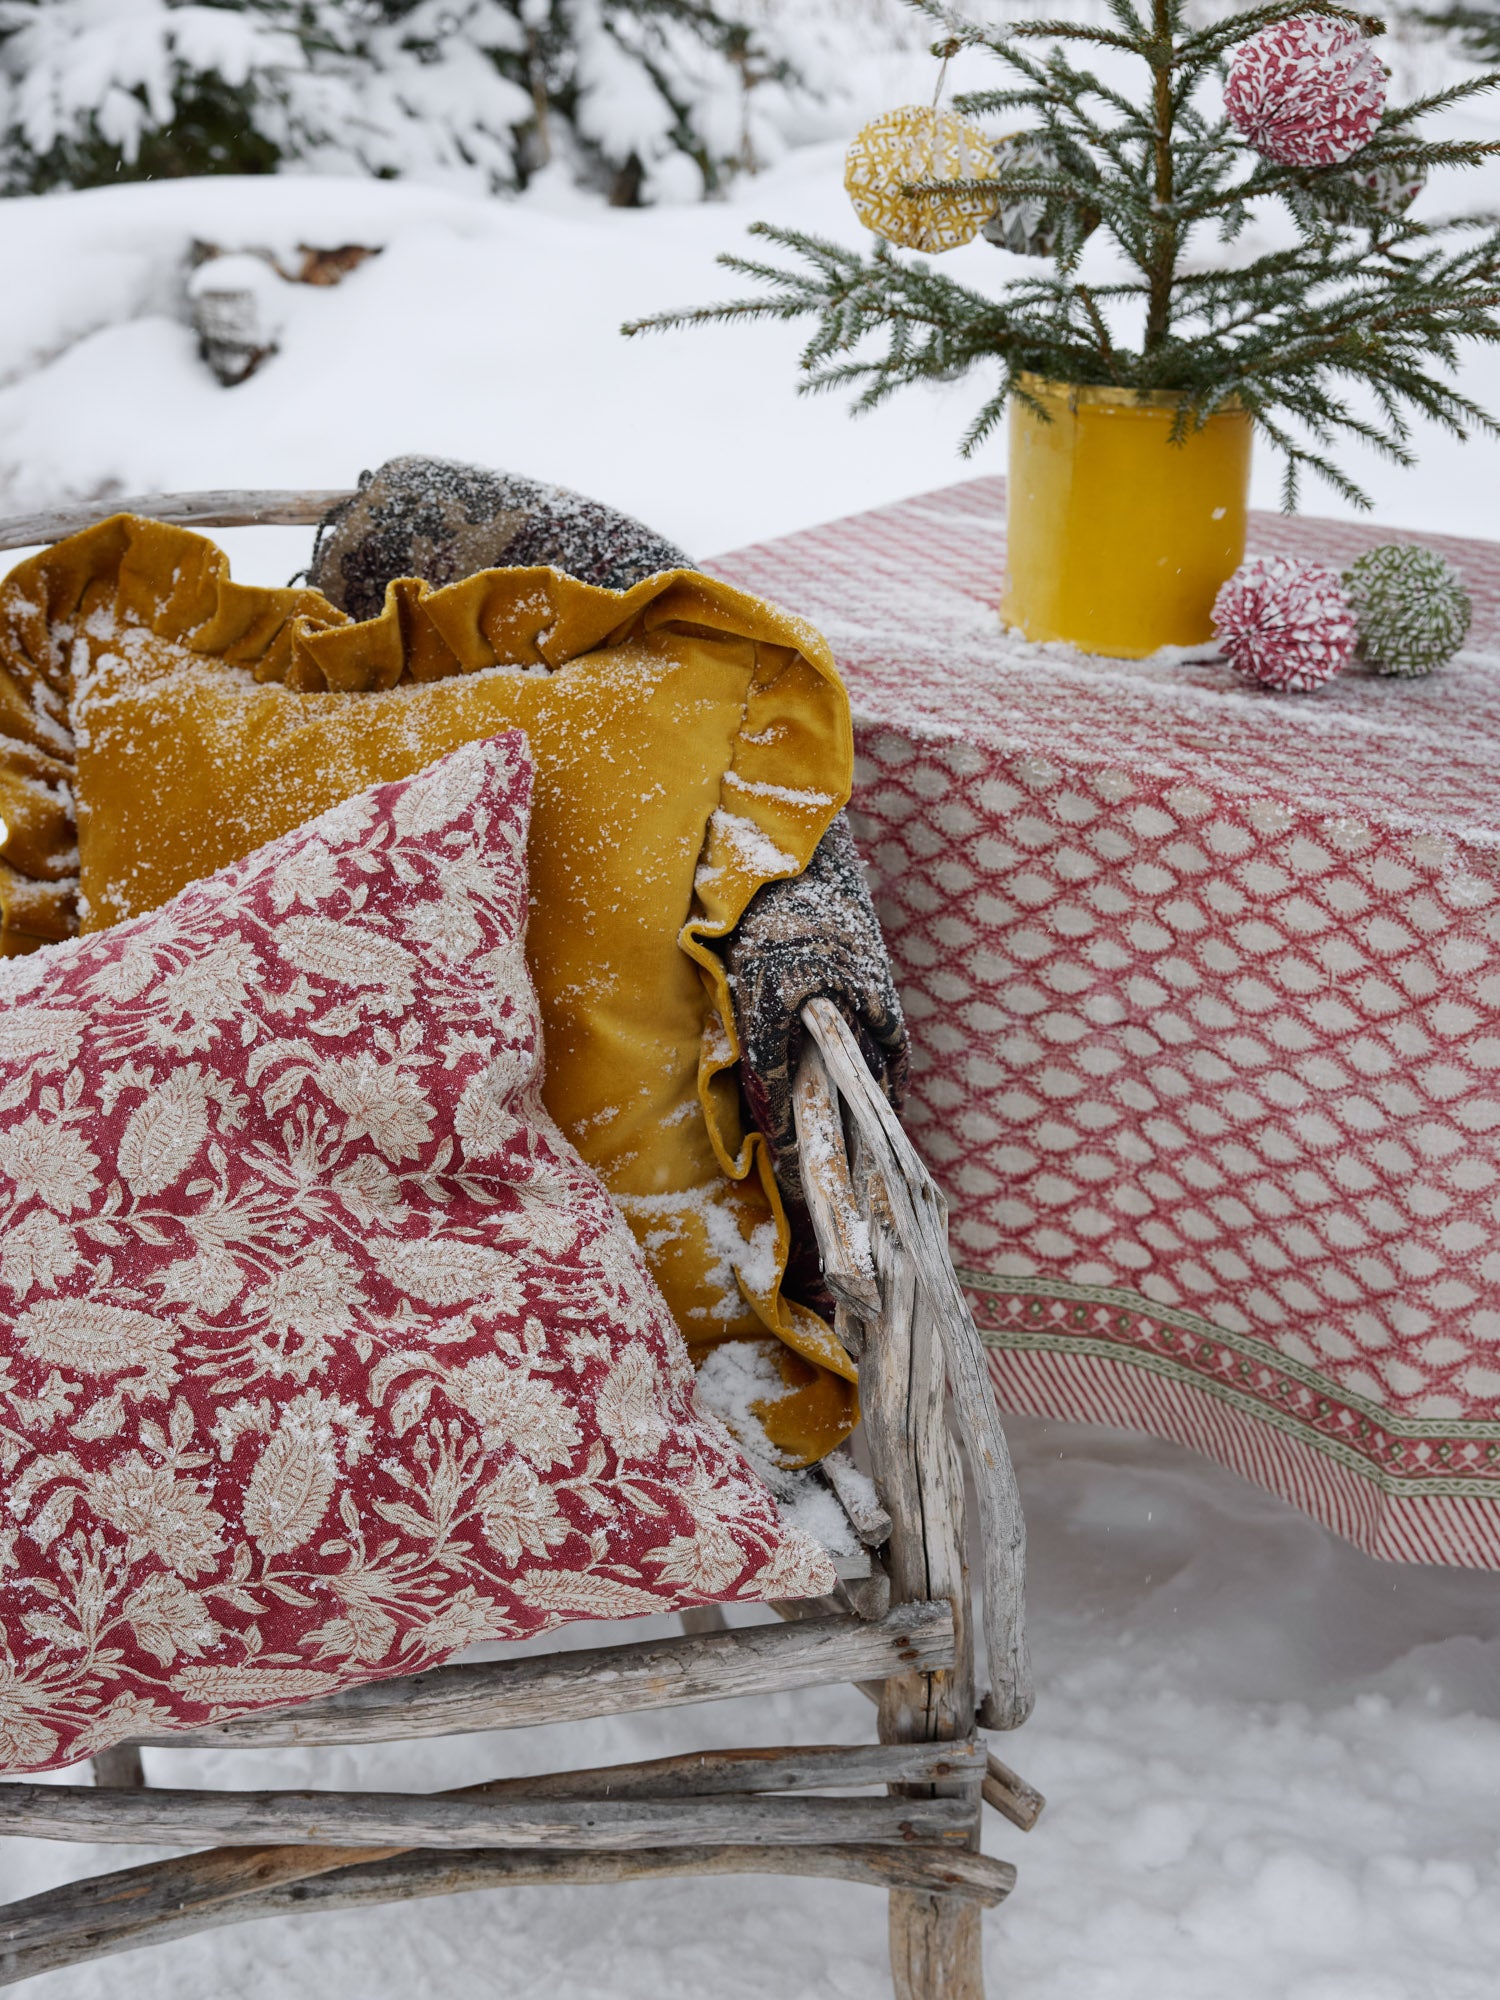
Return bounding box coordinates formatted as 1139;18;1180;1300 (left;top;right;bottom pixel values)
678;1605;729;1637
90;1745;145;1790
860;1180;984;2000
800;1000;1032;1730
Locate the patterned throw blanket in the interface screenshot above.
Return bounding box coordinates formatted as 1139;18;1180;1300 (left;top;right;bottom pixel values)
311;458;910;1200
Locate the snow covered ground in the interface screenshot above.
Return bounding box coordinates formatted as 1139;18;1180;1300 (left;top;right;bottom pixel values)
6;15;1500;1999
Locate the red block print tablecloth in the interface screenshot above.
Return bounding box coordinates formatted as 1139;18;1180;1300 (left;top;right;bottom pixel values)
711;479;1500;1567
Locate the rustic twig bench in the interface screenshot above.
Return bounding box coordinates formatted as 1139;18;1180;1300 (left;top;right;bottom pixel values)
0;494;1037;1999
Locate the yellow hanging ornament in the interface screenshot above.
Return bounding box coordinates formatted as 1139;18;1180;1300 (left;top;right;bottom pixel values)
844;105;996;254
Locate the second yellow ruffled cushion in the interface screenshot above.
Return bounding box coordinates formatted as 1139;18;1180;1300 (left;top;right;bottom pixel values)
0;517;856;1462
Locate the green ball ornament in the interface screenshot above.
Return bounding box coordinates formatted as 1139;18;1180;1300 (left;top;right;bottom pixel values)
1342;543;1471;678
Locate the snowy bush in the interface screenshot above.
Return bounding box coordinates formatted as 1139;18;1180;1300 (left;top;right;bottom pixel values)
1431;3;1500;60
0;0;846;202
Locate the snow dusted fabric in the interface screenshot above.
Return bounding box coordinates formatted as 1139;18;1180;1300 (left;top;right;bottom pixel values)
0;515;859;1464
0;734;834;1775
724;811;910;1203
306;455;912;1241
308;456;692;620
714;479;1500;1569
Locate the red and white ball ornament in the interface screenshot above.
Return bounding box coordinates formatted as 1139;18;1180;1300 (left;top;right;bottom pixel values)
1212;556;1358;692
1307;158;1424;224
1225;15;1387;169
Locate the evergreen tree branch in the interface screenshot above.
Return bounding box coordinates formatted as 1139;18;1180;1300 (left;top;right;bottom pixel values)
629;0;1500;509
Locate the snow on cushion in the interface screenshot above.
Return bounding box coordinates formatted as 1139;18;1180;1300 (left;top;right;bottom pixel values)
0;732;833;1775
0;515;858;1467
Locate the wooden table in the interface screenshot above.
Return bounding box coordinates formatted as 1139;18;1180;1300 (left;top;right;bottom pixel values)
713;479;1500;1567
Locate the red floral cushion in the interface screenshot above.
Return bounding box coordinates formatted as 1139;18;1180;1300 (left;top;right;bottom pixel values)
0;733;833;1773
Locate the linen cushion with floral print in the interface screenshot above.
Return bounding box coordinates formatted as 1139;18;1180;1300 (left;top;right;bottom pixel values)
0;732;833;1774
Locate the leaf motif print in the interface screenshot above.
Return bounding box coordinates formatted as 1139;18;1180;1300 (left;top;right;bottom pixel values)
123;1573;220;1667
242;1245;364;1382
314;1054;434;1161
391;740;487;839
4;1114;99;1213
0;1706;58;1771
169;1666;341;1705
643;1522;747;1596
71;1393;126;1441
0;733;824;1775
86;1454;225;1578
595;1347;670;1461
14;1299;178;1398
402;886;484;962
400;1584;504;1657
479;940;532;1011
117;1067;210;1197
367;1234;524;1310
72;1693;179;1756
275;917;416;1009
243;1425;337;1555
477;1460;571;1565
507;1178;582;1258
0;1210;80;1298
146;939;256;1053
25;1486;81;1551
300;1598;398;1667
0;1008;86;1075
9;1452;85;1520
447;1357;580;1469
749;1531;836;1603
151;1248;246;1317
389;1379;433;1436
269;838;342;914
82;938;162;1004
511;1572;671;1618
329;1154;404;1226
454;1047;535;1161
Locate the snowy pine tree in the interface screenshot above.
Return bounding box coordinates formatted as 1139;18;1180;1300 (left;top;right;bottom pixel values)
1427;2;1500;58
0;0;821;200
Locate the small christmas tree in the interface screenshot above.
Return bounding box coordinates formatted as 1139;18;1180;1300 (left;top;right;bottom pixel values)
628;1;1500;506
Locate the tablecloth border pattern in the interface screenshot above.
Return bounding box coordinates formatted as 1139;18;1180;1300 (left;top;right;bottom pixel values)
967;1275;1500;1565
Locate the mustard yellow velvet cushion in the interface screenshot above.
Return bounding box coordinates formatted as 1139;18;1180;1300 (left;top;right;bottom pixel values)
0;517;856;1462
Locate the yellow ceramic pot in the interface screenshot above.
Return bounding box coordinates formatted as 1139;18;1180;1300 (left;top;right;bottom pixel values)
1001;373;1252;658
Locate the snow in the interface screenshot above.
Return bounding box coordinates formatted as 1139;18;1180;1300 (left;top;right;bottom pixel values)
695;1335;789;1464
694;1336;860;1551
1;1;298;163
701;810;801;883
7;9;1500;1993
